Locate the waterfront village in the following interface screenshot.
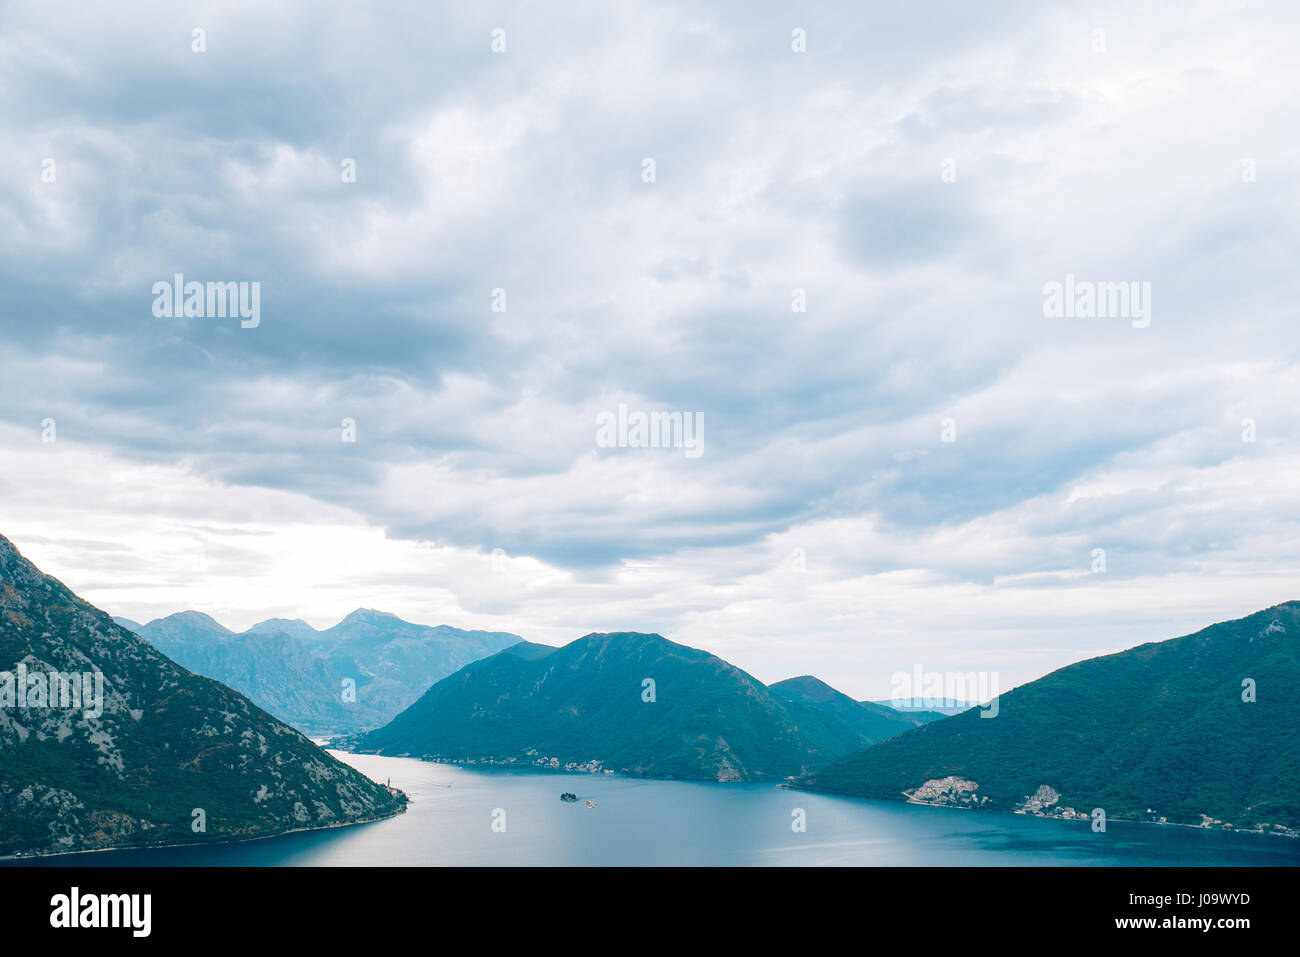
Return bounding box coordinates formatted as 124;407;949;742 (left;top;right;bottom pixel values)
419;748;616;775
901;776;1299;838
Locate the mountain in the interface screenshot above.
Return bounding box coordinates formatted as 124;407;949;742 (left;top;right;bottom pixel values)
121;615;370;735
770;676;940;740
310;609;523;723
358;632;917;782
245;617;320;643
136;609;231;644
797;604;1300;831
121;609;523;735
497;640;561;661
0;534;405;858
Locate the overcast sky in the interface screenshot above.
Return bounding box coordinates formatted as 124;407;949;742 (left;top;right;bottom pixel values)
2;0;1298;698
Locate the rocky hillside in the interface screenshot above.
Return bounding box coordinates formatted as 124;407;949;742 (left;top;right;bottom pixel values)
0;534;405;858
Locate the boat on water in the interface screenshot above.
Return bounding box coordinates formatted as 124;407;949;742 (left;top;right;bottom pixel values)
585;800;597;808
560;792;578;802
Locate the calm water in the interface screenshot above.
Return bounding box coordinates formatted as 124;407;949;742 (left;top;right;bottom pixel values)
24;751;1300;866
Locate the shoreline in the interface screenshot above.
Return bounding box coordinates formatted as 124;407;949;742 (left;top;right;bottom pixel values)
352;750;619;778
357;753;1300;841
349;750;774;785
783;782;1299;841
0;802;407;864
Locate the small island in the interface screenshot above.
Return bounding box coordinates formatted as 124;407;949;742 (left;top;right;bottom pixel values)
560;792;578;802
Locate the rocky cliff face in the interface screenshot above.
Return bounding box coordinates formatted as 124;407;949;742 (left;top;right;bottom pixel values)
0;534;404;858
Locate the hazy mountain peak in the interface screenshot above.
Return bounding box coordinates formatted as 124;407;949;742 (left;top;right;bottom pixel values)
249;616;314;629
246;617;320;641
149;610;232;633
339;608;403;626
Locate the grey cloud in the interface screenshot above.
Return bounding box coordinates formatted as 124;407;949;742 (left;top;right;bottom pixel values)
0;0;1297;594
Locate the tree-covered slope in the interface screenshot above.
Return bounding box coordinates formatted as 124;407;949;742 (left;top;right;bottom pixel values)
798;604;1300;829
359;632;877;781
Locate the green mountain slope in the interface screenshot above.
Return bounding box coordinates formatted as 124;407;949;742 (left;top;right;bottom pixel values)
798;604;1300;830
0;535;405;858
358;632;889;781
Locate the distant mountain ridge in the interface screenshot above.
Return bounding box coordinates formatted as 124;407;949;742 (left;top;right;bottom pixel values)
797;604;1300;832
870;698;968;718
119;609;522;735
771;676;936;742
245;617;320;643
0;534;405;858
357;632;936;781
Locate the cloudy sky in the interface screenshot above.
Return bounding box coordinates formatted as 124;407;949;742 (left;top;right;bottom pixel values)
1;0;1298;698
